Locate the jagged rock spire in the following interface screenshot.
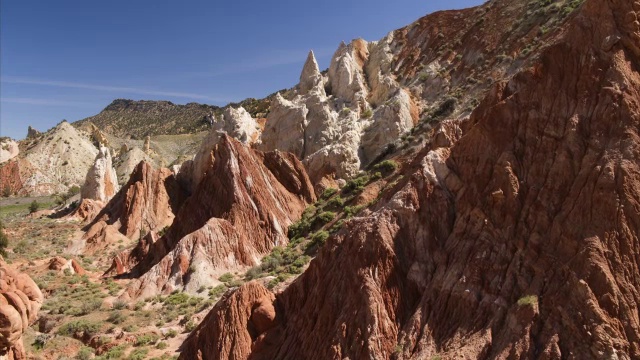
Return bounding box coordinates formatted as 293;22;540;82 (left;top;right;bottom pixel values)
299;50;325;96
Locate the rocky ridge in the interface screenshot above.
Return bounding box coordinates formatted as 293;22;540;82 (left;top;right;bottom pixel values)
179;0;640;358
115;135;315;298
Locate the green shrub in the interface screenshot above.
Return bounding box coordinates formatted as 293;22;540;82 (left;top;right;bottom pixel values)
218;273;234;283
344;205;366;218
517;295;538;307
314;211;336;226
113;300;127;310
107;311;125;324
100;344;126;359
76;346;94;360
156;341;169;350
29;200;40;213
344;175;370;193
372;160;398;175
330;219;345;233
362;108;373;119
321;187;338;199
184;320;197;332
57;320;101;337
129;348;149;360
209;284;227;298
327;196;345;208
164;291;190;305
135;333;160;346
165;329;178;338
312;231;330;246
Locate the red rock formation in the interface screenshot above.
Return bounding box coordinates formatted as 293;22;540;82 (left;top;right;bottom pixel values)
118;135;315;298
0;259;43;360
0;161;23;196
77;161;187;254
180;282;275;360
181;0;640;358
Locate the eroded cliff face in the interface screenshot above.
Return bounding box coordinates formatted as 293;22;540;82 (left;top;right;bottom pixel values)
115;135;315;298
72;161;187;259
181;0;640;358
0;260;43;360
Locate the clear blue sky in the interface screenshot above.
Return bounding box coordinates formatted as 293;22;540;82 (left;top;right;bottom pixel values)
1;0;484;140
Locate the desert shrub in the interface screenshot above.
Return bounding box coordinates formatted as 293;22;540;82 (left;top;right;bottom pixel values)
165;329;178;338
344;174;370;193
29;200;40;213
76;346;94;360
330;219;345;233
135;333;160;346
129;348;149;360
218;273;233;283
344;205;366;218
99;344;126;359
107;311;125;324
164;291;190;305
113;300;127;310
321;187;338;199
372;160;398;175
517;295;538;307
57;320;101;337
209;284;227;298
311;231;330;246
362;108;373;118
184;320;197;332
326;196;345;208
13;240;28;254
124;324;138;332
32;334;50;350
314;211;336;227
156;341;169;350
245;266;263;280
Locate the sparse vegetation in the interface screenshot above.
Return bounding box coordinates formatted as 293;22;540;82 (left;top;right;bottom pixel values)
517;295;538;307
29;200;40;213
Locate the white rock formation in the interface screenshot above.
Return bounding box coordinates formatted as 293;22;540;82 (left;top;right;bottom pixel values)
116;147;153;184
300;50;326;96
81;146;120;202
22;121;98;195
327;39;370;108
257;37;418;185
0;139;19;164
259;94;308;158
215;107;259;144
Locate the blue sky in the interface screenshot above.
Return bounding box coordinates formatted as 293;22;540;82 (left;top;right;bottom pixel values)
1;0;484;140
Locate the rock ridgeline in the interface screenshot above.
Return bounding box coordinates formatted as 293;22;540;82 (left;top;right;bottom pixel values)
0;259;43;360
179;0;640;359
114;135;315;299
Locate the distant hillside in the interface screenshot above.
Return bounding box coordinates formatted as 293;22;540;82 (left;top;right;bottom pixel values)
73;94;286;139
73;99;217;139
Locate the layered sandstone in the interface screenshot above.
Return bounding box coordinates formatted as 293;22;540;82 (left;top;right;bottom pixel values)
181;0;640;358
73;161;187;256
117;135;315;298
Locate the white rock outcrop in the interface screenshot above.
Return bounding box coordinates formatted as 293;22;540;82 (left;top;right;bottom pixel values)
81;146;120;202
327;39;369;108
214;107;259;144
259;94;308;158
256;37;417;186
300;50;326;96
0;139;19;164
360;89;416;164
